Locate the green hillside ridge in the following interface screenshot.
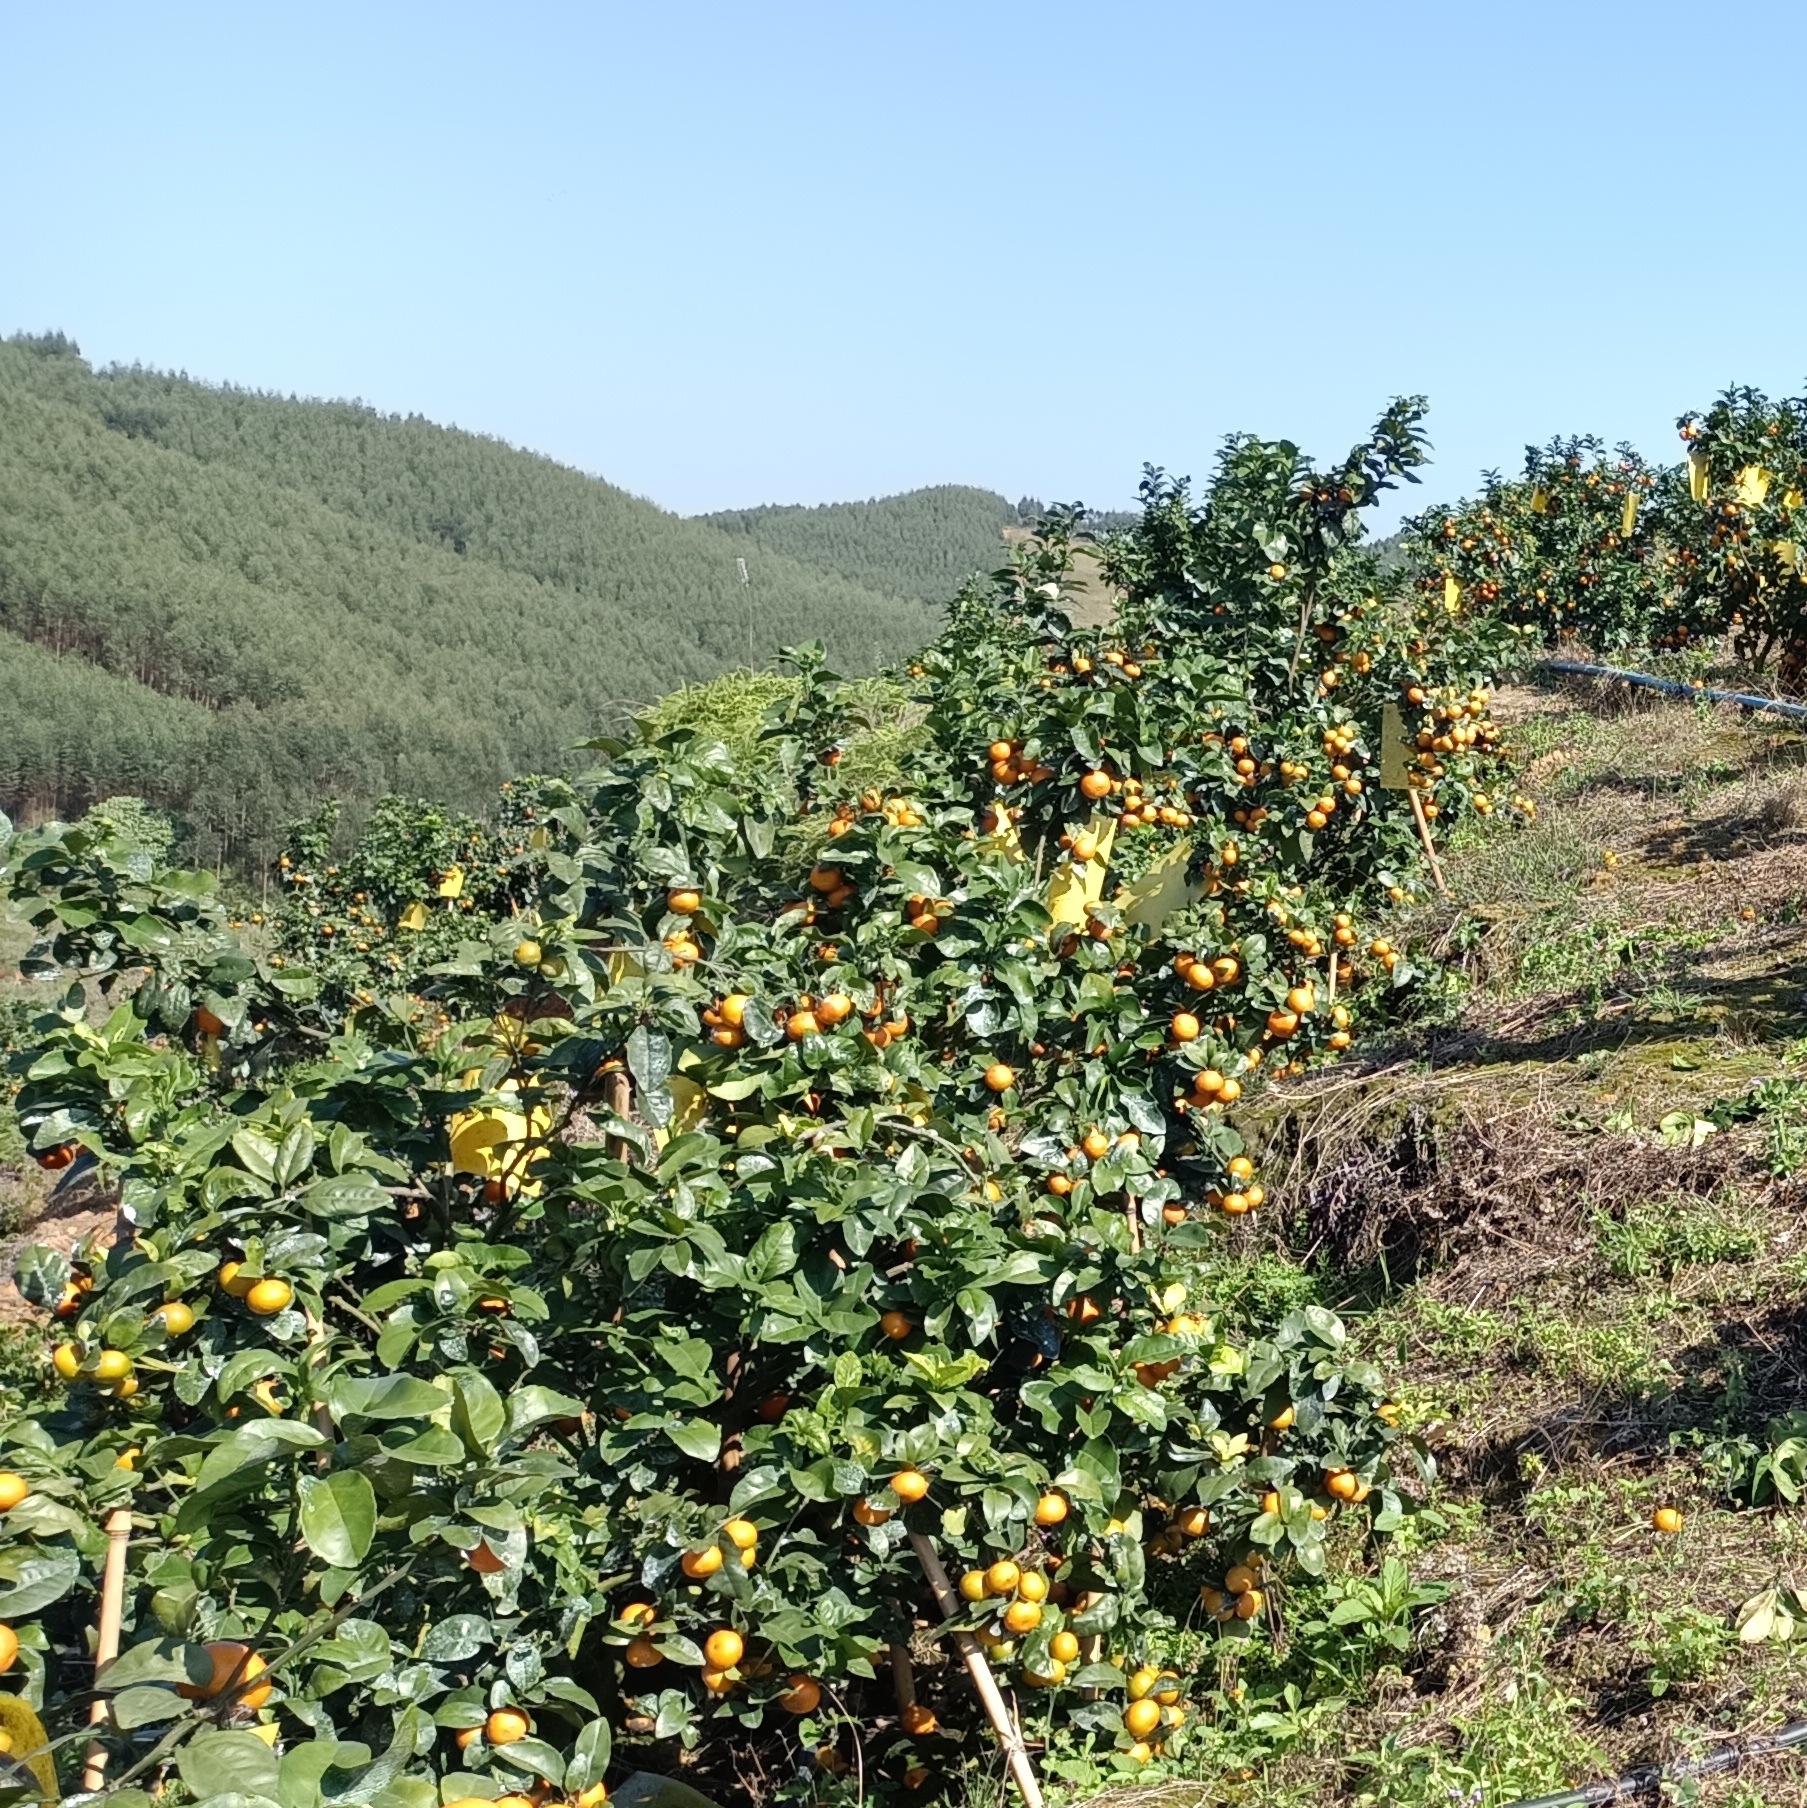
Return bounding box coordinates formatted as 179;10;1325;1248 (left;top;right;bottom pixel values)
0;334;945;864
698;484;1016;604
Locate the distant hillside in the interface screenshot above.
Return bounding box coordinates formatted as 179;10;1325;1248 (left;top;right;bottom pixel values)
699;486;1014;605
0;335;943;863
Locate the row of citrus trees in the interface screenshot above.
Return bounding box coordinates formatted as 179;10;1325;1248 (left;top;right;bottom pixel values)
1407;384;1807;679
0;400;1521;1803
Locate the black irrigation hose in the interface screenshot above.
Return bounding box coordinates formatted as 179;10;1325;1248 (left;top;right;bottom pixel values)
1539;657;1807;723
1500;1718;1807;1807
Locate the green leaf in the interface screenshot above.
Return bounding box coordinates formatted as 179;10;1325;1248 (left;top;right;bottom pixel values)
627;1026;674;1128
421;1615;490;1662
504;1386;585;1438
0;1551;81;1615
667;1419;722;1463
100;1637;206;1689
194;1421;328;1496
279;1740;361;1808
11;1244;70;1310
112;1684;186;1728
379;1428;466;1465
297;1471;377;1568
300;1176;391;1219
310;1619;391;1682
272;1122;316;1189
565;1719;613;1792
231;1131;280;1184
329;1373;449;1421
177;1729;282;1803
495;1738;566;1787
452;1371;507;1454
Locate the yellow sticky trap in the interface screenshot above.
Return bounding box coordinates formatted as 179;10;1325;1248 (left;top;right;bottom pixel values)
981;812;1027;864
449;1081;549;1196
397;900;429;931
655;1073;710;1148
607;950;646;986
527;826;551;850
1379;703;1412;793
1773;539;1799;570
1736;464;1772;507
1688;450;1710;503
1620;492;1637;536
1529;487;1548;514
436;866;465;899
0;1696;56;1798
1784;487;1803;511
1045;814;1118;926
1442;574;1461;614
1121;841;1201;930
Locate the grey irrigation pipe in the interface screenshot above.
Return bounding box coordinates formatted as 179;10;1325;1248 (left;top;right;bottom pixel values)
1499;1718;1807;1806
1539;657;1807;723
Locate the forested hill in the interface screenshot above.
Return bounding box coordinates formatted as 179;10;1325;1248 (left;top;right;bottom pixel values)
698;486;1015;604
0;334;951;865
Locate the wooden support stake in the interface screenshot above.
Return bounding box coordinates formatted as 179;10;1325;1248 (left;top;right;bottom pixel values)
909;1532;1045;1808
1407;787;1448;896
890;1641;918;1712
82;1507;133;1790
603;1069;633;1165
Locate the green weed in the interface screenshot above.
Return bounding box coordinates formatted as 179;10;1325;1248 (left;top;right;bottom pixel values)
1595;1194;1762;1278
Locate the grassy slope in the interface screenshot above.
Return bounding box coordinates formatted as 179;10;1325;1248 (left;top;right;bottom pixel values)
1087;678;1807;1807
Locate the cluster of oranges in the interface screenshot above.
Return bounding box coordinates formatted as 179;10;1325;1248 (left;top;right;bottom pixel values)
1401;683;1500;820
1041;1125;1145;1194
678;1516;761;1581
1119;1664;1187;1763
51;1258;287;1406
824;788;925;837
1170;949;1242;995
1198;1552;1268;1625
701;992;749;1048
659;894;705;967
1040;644;1150;685
986;738;1057;786
218;1259;294;1317
805;863;858;910
1071;766;1197;833
964;1568;1083;1689
901;891;954;933
1201;1153;1263;1217
780;991;855;1040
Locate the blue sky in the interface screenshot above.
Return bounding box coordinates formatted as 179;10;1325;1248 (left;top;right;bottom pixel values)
7;2;1805;529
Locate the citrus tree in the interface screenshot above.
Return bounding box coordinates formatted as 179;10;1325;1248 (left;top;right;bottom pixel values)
1404;436;1668;653
1663;385;1807;679
0;404;1516;1805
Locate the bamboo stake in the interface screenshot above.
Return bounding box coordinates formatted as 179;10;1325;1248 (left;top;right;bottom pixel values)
82;1507;133;1790
1407;787;1448;895
909;1532;1045;1808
